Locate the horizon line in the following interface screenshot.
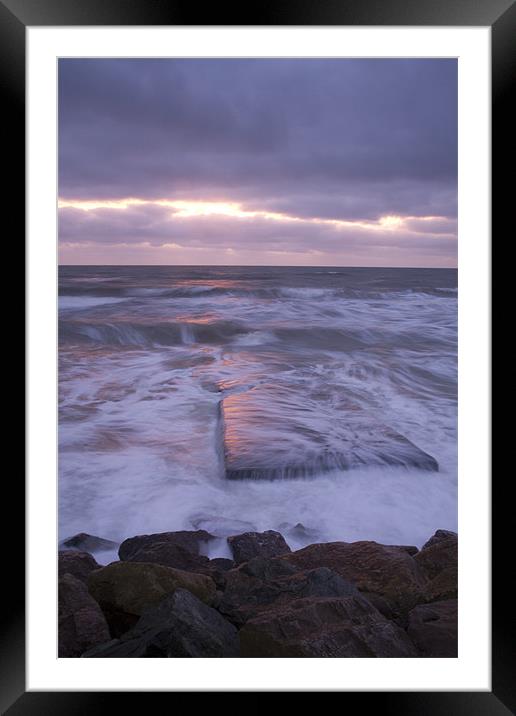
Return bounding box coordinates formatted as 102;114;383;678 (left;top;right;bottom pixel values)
58;263;457;270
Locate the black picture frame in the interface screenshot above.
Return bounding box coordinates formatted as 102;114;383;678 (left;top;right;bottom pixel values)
5;0;509;711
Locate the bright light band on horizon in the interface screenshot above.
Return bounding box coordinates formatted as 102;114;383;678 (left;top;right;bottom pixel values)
58;197;453;236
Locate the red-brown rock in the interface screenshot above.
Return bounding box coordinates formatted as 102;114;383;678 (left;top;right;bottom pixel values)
415;530;458;601
281;541;428;616
58;550;101;585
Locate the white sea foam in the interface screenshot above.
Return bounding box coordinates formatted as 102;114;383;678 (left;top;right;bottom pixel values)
279;287;336;299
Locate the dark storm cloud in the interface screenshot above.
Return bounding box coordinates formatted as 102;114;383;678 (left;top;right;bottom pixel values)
59;58;457;223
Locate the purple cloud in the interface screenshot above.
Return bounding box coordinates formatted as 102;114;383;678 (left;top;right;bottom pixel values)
58;58;457;266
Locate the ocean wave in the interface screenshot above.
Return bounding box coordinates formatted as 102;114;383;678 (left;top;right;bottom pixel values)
59;284;459;303
272;326;370;351
59;318;250;347
59;296;129;310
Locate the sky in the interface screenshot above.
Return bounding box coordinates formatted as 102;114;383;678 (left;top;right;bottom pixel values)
58;58;457;267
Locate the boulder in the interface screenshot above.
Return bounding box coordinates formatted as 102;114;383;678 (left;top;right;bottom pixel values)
391;545;419;556
87;561;216;637
279;522;320;542
424;567;458;603
118;530;232;589
206;558;235;589
231;555;298;583
359;592;397;621
59;573;110;657
281;541;429;617
407;599;458;657
117;530;220;576
209;558;234;572
60;532;118;553
416;530;457;579
58;550;101;585
82;589;239;658
420;529;457;552
218;557;362;626
415;530;458;601
228;530;291;565
120;540;212;573
118;530;214;561
239;595;418;658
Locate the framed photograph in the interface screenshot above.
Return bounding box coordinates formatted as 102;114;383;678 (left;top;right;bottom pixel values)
6;0;508;709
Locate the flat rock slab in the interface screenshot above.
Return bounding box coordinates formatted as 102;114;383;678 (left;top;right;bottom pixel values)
220;384;438;480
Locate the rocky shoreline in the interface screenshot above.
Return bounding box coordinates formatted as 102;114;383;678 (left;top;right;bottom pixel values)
58;528;458;658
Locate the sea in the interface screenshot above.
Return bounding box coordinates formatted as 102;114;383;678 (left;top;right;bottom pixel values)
58;265;457;561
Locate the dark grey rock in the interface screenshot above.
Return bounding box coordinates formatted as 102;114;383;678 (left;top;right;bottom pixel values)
82;589;239;657
60;532;119;553
228;530;291;565
209;558;234;571
239;595;419;658
118;530;233;589
237;555;298;582
279;522;320;541
118;530;214;569
218;558;362;626
120;541;212;573
87;560;216;637
59;573;110;657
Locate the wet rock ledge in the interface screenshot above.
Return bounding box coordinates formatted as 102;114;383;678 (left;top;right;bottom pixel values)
58;528;458;658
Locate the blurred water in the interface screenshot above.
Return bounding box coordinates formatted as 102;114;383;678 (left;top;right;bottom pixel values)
58;265;457;552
